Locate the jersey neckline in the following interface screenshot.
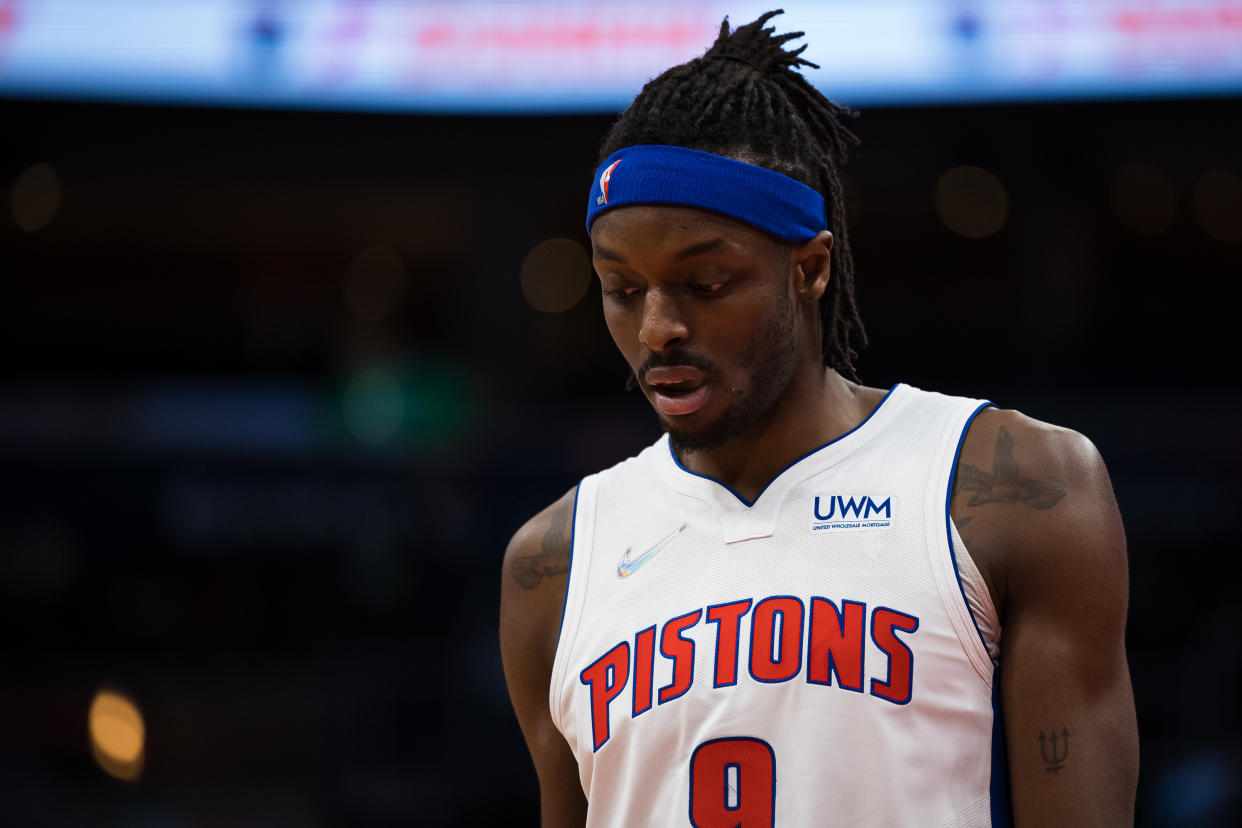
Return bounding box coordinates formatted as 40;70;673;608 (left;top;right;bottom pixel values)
658;382;906;512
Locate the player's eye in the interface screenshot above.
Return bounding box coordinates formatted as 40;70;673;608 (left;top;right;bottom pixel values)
686;280;728;296
602;285;640;301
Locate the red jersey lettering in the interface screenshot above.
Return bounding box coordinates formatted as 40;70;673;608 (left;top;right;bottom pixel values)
749;596;804;683
870;607;919;705
807;598;866;692
706;599;752;688
659;609;702;704
580;641;630;750
633;625;656;716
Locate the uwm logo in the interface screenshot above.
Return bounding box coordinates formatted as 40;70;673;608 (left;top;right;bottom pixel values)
810;494;893;532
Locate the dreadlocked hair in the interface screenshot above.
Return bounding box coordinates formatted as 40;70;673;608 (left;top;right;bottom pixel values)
597;9;867;379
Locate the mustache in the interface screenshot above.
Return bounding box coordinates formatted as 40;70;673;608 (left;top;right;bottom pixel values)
626;350;715;392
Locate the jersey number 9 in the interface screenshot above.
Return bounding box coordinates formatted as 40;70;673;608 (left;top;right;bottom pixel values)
689;737;776;827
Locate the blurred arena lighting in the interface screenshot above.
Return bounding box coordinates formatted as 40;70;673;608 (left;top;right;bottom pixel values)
1152;751;1239;824
1192;169;1242;243
935;166;1008;239
343;245;408;321
1112;162;1178;235
342;367;405;446
88;689;145;782
520;237;591;313
10;162;61;232
3;2;1242;112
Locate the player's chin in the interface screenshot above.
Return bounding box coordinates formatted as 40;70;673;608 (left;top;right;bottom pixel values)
662;413;736;453
657;401;734;450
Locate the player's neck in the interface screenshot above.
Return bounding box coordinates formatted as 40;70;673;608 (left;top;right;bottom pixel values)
674;367;877;503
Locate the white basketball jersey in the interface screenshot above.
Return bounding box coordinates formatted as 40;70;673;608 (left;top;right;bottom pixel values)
550;383;1010;827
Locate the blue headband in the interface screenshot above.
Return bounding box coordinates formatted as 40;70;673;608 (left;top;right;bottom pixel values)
585;145;827;243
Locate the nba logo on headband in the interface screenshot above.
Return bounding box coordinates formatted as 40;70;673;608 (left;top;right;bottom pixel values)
597;160;622;206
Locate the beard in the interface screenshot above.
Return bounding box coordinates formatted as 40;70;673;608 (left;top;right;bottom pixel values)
651;297;798;455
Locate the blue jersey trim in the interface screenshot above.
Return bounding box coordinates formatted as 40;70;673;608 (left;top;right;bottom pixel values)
991;671;1013;826
944;401;996;656
668;383;901;508
554;483;581;649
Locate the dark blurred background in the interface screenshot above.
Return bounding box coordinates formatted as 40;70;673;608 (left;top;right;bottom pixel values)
3;4;1242;827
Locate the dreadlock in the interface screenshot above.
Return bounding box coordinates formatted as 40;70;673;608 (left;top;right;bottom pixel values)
597;9;867;379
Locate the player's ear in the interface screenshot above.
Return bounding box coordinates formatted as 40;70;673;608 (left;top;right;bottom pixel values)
791;230;833;303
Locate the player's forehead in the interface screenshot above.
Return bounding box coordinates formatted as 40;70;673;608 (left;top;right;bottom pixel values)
590;205;776;262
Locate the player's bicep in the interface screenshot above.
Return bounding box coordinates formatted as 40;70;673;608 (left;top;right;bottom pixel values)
499;488;587;826
1000;437;1137;826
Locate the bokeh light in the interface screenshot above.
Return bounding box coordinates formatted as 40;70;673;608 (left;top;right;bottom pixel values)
934;165;1008;238
1192;170;1242;243
520;237;591;313
343;245;408;321
10;162;62;232
1112;162;1177;235
88;689;145;782
342;367;405;446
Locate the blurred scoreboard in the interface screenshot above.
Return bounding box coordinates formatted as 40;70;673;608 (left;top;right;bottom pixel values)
1;0;1241;112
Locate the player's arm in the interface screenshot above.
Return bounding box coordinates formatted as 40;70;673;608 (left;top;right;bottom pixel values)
499;488;588;827
955;410;1138;826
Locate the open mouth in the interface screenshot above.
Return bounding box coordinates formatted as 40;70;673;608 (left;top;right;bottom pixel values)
645;366;712;416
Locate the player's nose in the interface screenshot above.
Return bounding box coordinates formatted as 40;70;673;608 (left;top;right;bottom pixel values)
637;286;689;353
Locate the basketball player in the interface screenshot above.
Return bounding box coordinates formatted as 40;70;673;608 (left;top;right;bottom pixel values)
500;12;1138;826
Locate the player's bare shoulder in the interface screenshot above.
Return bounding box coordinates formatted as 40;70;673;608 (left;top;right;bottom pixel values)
501;487;578;668
951;406;1124;615
507;488;576;591
954;406;1115;515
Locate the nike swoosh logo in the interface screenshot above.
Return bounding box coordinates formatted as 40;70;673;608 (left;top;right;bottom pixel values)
617;524;687;578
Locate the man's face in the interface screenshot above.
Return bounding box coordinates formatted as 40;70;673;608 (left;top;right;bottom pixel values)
590;205;801;453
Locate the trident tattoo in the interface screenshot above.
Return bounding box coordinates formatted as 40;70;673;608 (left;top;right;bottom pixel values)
1038;727;1070;773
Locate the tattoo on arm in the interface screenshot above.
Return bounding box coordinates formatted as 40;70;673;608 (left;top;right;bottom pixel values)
1038;727;1070;773
956;427;1067;510
511;499;572;590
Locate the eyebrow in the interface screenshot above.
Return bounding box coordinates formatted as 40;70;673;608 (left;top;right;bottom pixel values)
593;238;727;263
